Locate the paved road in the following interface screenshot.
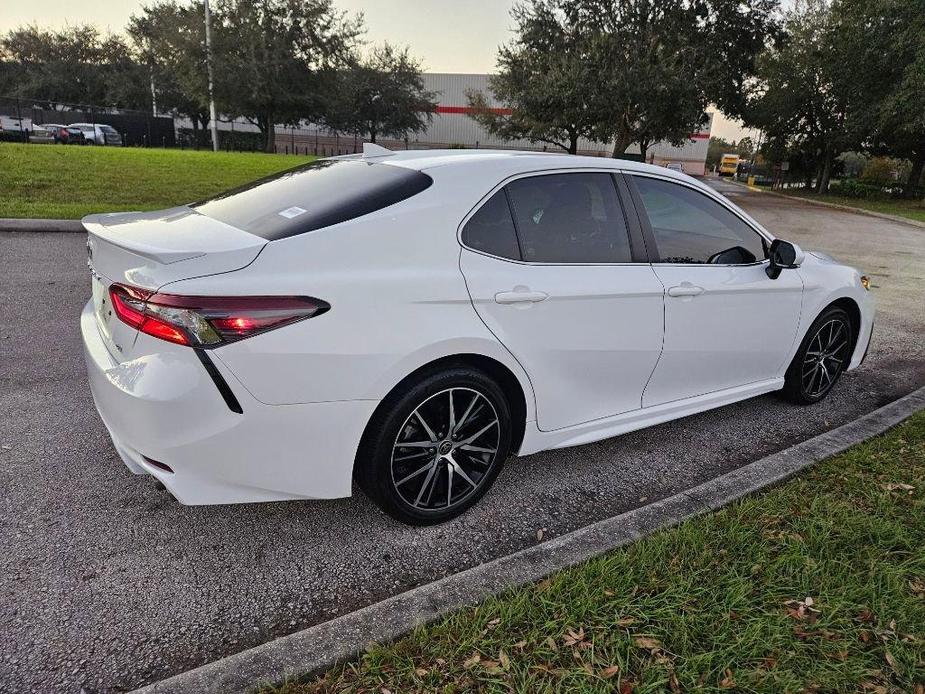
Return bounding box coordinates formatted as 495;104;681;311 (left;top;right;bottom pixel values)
2;183;924;693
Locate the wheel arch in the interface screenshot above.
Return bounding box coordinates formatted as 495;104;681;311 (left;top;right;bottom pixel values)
819;296;862;354
353;353;530;480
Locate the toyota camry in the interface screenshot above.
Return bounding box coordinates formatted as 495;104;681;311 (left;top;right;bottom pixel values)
81;146;874;524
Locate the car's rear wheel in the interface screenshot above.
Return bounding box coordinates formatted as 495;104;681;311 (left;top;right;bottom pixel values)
782;306;853;404
356;367;512;525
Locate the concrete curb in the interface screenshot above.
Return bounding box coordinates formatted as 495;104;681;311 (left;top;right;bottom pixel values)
0;218;83;233
132;385;925;694
727;181;925;230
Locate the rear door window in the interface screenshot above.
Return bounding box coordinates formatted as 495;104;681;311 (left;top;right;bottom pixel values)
505;173;633;263
191;159;433;241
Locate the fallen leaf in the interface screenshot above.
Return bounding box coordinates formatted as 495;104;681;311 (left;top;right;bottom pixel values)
513;640;527;649
583;662;594;675
634;636;661;651
487;617;501;627
881;482;914;492
499;650;510;670
463;652;481;669
885;651;898;670
536;528;545;541
380;688;392;694
481;659;501;673
669;671;681;692
563;627;586;647
617;616;637;627
601;665;620;679
620;681;636;694
719;668;736;688
545;636;558;651
415;667;428;677
604;590;615;597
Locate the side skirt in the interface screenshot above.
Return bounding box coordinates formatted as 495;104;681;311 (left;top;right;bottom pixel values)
517;378;783;455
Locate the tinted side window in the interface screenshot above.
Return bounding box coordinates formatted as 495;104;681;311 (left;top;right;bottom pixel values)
191;159;433;241
505;173;633;263
461;190;521;260
633;176;767;264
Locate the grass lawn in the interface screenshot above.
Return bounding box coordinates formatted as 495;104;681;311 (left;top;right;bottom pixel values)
268;410;925;694
781;189;925;224
0;143;314;219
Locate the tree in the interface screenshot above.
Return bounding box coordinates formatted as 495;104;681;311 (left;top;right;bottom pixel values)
213;0;363;152
747;0;864;193
470;0;776;157
0;25;147;109
736;136;755;160
832;0;925;197
465;0;604;154
325;43;437;144
129;2;215;142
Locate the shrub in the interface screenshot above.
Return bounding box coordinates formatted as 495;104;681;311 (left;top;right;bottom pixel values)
837;178;887;199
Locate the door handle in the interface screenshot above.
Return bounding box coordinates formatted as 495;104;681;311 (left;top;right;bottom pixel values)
494;288;549;304
667;283;705;298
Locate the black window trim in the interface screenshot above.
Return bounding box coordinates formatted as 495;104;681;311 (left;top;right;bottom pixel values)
624;172;774;267
457;168;648;267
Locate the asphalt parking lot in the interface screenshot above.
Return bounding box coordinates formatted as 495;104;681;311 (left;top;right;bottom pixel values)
2;182;924;693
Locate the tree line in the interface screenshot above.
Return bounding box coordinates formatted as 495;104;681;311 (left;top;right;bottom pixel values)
0;0;438;152
470;0;924;196
1;0;922;197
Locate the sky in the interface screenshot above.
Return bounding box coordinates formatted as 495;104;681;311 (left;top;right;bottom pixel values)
0;0;757;142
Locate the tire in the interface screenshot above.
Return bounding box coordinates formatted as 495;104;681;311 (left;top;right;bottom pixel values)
781;306;854;404
356;367;512;525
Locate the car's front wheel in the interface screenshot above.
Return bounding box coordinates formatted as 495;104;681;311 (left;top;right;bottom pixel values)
782;306;854;404
356;367;512;525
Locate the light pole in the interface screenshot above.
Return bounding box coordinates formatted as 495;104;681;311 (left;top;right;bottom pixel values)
204;0;219;152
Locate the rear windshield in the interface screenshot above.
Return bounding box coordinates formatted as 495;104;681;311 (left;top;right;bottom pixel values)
190;159;433;241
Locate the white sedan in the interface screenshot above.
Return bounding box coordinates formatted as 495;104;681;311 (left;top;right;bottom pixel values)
81;146;874;524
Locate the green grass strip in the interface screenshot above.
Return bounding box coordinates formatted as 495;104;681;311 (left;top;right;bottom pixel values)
781;190;925;224
0;143;314;219
268;411;925;693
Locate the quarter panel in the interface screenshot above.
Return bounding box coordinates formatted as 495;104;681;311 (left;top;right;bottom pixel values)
161;177;537;422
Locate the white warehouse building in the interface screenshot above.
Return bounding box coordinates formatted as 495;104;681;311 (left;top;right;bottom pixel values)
262;73;714;174
402;74;713;175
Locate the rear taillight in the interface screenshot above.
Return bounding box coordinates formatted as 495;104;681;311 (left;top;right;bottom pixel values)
109;284;329;347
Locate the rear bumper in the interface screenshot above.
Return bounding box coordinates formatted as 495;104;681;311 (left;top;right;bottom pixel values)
81;300;375;504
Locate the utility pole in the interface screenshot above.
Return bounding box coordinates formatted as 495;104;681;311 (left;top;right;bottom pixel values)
204;0;219;152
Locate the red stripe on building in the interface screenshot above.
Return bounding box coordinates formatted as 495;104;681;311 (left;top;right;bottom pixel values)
436;105;513;116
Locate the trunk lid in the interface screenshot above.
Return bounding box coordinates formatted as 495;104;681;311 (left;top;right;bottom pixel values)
83;206;266;360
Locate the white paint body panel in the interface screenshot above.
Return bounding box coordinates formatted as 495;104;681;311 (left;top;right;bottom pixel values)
643;262;804;406
461;250;664;430
79;151;875;505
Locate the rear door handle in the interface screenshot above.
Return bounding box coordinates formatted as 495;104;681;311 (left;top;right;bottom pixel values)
667;283;705;298
494;288;549;304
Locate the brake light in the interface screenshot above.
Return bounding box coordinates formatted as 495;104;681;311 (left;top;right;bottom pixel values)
109;284;329;347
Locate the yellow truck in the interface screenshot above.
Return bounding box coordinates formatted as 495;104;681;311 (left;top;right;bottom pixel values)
718;153;740;177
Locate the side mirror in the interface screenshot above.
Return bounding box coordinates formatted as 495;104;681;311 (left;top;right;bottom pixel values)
766;239;805;279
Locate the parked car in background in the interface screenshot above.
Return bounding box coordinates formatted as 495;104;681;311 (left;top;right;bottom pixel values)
69;122;122;146
665;162;684;173
28;125;56;144
81;147;874;524
43;124;86;145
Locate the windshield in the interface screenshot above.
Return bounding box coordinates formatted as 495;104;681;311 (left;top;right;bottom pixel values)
191;159;433;241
